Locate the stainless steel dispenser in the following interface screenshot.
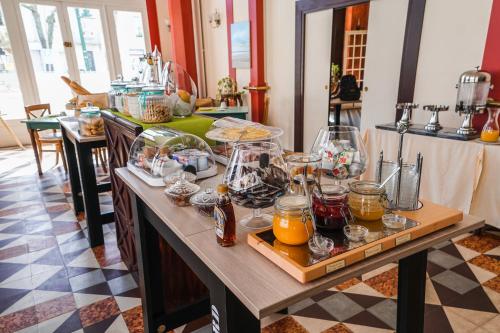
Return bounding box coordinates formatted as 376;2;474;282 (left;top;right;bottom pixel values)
455;68;492;135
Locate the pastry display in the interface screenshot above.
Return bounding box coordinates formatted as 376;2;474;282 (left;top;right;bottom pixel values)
206;117;282;143
128;129;218;186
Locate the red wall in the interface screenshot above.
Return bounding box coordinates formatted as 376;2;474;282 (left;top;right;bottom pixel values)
145;0;161;52
474;0;500;129
167;0;198;83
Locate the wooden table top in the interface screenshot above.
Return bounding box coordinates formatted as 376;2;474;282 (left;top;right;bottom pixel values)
116;167;484;319
59;117;106;143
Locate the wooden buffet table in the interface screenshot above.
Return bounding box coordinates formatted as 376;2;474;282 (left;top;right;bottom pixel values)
60;117;113;247
116;167;484;333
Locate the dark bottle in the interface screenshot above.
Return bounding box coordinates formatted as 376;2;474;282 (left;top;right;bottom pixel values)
214;184;236;247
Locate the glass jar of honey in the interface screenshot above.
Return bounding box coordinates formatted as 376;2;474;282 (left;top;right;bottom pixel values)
348;181;387;221
312;184;350;234
273;195;314;245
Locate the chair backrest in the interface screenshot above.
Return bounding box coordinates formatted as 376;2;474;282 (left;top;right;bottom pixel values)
25;104;51;119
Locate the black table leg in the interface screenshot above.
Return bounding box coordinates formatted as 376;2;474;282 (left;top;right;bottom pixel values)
209;282;260;333
130;192;165;333
397;250;428;333
130;193;258;333
61;127;84;214
75;142;104;247
335;104;342;126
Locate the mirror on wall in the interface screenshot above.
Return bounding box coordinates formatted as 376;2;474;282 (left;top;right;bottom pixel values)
296;0;413;152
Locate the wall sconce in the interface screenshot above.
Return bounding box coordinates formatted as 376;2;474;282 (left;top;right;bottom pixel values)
209;9;221;28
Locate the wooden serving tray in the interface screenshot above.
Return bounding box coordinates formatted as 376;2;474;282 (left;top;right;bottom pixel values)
248;200;463;283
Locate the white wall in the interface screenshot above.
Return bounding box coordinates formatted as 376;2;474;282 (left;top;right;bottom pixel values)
412;0;493;128
156;0;173;61
265;0;295;150
199;0;230;98
360;0;409;133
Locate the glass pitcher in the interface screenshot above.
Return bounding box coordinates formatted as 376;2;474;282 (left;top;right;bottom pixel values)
481;102;499;143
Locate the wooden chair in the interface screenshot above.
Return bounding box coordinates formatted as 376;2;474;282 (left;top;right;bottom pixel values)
24;104;67;172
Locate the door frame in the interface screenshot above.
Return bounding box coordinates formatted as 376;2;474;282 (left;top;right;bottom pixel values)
293;0;427;152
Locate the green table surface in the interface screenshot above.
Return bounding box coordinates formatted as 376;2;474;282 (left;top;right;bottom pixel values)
110;110;215;144
21;114;64;130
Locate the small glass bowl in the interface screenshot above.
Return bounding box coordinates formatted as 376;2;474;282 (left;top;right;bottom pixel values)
308;236;334;257
190;188;217;217
164;179;200;206
343;225;369;242
164;171;197;187
382;214;407;229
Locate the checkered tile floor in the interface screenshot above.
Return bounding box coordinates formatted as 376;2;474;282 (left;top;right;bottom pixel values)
0;148;499;333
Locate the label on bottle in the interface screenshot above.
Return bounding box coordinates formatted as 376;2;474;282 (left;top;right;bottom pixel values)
214;206;226;239
326;260;345;273
365;244;382;258
395;233;411;246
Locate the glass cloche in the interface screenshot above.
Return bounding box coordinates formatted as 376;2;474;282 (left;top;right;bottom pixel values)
127;127;218;186
162;61;197;117
311;126;368;180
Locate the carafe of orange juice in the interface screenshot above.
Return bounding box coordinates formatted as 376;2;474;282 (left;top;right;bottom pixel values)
481;102;499;143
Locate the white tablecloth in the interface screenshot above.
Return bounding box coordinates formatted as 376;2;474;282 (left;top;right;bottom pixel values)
363;128;498;228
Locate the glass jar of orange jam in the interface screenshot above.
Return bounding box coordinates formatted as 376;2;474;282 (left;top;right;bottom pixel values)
348;181;387;221
273;195;313;245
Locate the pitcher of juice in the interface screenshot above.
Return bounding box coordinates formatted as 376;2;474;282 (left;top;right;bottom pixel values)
481;102;499;143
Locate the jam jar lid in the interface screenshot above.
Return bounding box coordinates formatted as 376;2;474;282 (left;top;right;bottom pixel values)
349;180;385;195
190;188;217;206
313;184;348;198
165;179;200;197
275;195;309;212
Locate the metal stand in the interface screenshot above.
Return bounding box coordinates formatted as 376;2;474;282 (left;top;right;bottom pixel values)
422;105;449;132
377;103;424;211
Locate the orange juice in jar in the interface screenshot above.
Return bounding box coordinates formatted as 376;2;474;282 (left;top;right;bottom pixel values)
273;195;314;245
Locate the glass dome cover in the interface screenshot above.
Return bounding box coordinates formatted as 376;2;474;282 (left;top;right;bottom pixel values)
311;126;368;180
162;61;197;117
127;127;218;186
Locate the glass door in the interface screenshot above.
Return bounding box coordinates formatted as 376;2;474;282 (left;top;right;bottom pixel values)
0;2;25;119
18;1;73;111
66;6;110;93
112;10;147;80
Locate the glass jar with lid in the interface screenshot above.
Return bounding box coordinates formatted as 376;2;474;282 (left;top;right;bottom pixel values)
108;81;127;110
78;108;104;137
123;84;145;117
348;181;387;221
286;153;322;195
312;184;350;234
139;86;172;123
273;195;313;246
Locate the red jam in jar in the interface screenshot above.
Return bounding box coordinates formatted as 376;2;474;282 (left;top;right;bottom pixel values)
312;184;350;234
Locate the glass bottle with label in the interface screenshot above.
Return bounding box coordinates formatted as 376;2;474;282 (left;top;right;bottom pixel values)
214;184;236;246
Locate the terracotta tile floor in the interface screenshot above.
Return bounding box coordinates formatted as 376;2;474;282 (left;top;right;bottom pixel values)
0;148;499;333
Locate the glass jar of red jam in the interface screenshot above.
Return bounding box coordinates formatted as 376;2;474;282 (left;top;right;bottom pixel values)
312;184;350;234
